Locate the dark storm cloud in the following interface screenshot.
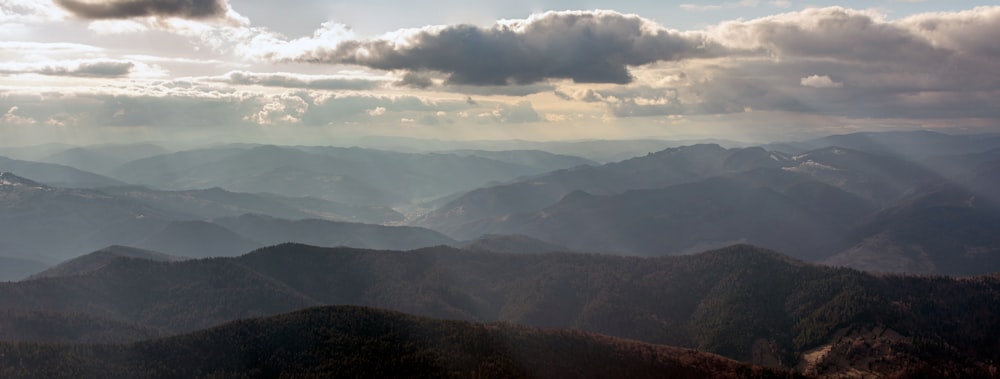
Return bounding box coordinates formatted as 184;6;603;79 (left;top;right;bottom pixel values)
54;0;228;20
289;10;725;85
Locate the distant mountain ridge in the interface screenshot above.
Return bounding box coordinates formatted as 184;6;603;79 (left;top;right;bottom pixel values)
0;157;123;188
38;143;171;176
415;144;791;237
98;185;404;224
413;141;1000;274
457;175;868;259
108;145;595;206
767;130;1000;158
0;172;454;263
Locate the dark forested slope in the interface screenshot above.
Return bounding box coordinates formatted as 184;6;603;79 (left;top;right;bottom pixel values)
0;306;798;379
0;244;998;377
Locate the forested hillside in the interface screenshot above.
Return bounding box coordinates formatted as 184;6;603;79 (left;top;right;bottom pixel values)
1;244;998;377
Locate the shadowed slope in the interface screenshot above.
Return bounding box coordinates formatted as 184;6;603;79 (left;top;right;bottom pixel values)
0;306;799;379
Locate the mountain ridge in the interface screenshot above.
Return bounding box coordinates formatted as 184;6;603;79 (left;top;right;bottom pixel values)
0;243;997;377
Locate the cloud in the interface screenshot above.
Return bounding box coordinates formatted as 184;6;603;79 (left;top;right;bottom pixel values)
800;75;842;88
0;0;67;25
54;0;230;20
0;59;135;78
680;0;760;11
476;100;541;123
443;83;555;96
394;72;434;89
706;7;969;66
2;106;36;125
606;93;684;117
41;61;135;77
588;6;1000;120
246;92;309;125
900;6;1000;58
0;86;484;133
0;41;103;54
573;88;606;102
209;71;383;90
282;10;725;85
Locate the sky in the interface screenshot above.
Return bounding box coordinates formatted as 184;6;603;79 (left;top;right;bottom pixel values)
1;0;999;146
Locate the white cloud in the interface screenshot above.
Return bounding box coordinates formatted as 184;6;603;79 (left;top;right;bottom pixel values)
800;75;843;88
2;106;36;125
0;0;67;24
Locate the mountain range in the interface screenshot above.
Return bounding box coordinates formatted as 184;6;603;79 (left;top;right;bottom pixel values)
1;243;998;377
5;130;1000;275
413;138;1000;275
415;144;791;236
